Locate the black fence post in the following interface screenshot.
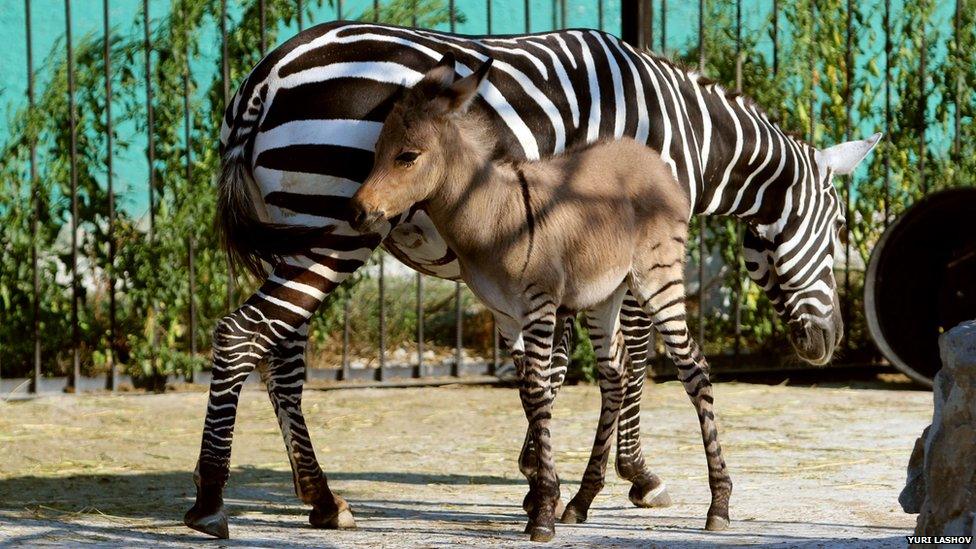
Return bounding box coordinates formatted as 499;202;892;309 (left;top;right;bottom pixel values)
183;0;197;382
222;0;235;312
66;0;81;393
453;282;462;377
260;0;267;54
697;0;706;348
377;253;386;381
26;0;41;394
143;0;157;376
341;297;350;380
104;0;117;392
843;0;853;351
621;0;652;51
415;273;424;377
883;0;891;226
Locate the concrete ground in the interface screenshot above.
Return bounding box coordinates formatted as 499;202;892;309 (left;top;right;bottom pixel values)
0;379;930;547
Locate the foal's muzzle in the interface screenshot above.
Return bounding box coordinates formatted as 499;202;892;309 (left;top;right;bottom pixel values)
349;199;384;233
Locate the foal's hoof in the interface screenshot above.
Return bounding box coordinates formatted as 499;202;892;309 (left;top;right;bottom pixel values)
559;502;587;524
629;481;672;508
309;500;357;529
183;505;229;539
528;525;555;542
522;494;565;518
705;514;730;531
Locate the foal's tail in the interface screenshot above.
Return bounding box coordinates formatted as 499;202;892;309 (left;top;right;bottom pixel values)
217;154;334;280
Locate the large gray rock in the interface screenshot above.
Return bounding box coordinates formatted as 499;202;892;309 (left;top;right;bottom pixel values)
900;320;976;545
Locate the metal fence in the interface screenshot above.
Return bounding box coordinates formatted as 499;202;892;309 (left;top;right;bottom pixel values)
0;0;970;395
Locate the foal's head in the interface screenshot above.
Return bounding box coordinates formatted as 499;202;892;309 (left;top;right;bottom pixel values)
350;53;493;232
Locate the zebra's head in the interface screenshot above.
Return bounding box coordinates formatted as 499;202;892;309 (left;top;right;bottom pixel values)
742;133;881;365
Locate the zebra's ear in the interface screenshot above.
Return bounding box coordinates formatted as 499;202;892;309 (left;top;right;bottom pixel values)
816;132;882;176
412;52;457;100
431;58;493;116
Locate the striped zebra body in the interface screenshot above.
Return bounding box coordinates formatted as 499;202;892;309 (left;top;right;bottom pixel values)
185;21;879;538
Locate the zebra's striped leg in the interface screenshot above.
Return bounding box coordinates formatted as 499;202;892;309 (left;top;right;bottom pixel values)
561;292;628;525
519;314;571;518
630;256;733;532
513;300;560;542
616;295;672;508
184;258;363;538
260;332;356;530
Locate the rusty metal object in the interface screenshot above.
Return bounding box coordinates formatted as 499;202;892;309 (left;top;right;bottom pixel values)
865;188;976;387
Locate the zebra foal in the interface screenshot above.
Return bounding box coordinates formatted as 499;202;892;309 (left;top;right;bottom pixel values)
350;53;726;541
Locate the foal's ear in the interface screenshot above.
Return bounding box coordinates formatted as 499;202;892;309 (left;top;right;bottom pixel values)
430;58;493;117
412;52;457;101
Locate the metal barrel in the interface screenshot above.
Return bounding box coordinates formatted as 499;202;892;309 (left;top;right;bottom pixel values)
864;188;976;387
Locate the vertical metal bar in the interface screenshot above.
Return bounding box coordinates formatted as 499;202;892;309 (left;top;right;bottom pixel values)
221;0;234;311
26;0;41;393
374;0;379;22
104;0;117;392
341;297;350;380
597;0;603;31
883;0;891;225
954;0;962;159
66;0;81;392
551;0;556;29
659;0;666;54
772;0;778;76
453;282;462;376
415;273;424;377
621;0;651;50
808;0;816;143
412;0;417;27
450;0;456;31
487;0;492;34
918;5;927;195
732;0;742;359
260;0;267;54
144;0;155;242
338;0;343;19
560;0;566;29
143;0;157;376
377;252;385;381
843;0;852;351
183;0;197;380
491;319;499;376
524;0;530;33
297;0;304;31
697;0;705;347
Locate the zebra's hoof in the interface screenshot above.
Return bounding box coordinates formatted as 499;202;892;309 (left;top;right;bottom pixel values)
559;503;587;524
528;525;555;542
629;481;672;508
705;514;730;531
183;505;229;539
309;497;357;529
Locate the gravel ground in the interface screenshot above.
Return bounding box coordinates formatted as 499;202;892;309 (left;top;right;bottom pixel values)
0;379;930;547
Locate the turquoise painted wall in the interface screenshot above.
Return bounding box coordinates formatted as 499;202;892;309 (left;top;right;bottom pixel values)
0;1;959;216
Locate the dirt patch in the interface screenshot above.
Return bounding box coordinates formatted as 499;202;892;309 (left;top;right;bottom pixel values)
0;381;929;547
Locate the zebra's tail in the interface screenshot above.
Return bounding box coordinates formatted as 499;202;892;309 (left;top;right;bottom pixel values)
217;154;334;280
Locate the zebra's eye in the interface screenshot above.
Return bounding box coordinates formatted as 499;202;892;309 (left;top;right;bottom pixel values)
395;151;420;165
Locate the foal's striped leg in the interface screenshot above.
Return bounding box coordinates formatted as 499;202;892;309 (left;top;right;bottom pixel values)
514;297;561;542
519;314;571;517
561;290;628;524
616;294;672;507
630;248;733;532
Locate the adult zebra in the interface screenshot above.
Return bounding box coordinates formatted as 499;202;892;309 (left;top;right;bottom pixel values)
185;21;879;539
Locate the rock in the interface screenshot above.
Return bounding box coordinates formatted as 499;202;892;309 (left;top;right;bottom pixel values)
901;320;976;545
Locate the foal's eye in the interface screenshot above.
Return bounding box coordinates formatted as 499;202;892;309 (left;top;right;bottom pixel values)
395;151;420;165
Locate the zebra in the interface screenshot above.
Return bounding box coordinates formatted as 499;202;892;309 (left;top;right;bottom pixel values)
184;20;880;539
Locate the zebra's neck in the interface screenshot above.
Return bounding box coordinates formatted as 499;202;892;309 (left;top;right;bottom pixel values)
633;50;817;223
